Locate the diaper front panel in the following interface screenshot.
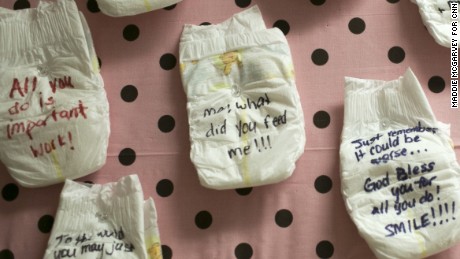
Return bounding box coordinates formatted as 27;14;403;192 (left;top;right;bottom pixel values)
0;0;110;187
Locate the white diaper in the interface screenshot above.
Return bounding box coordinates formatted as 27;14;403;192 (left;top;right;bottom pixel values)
96;0;182;17
340;68;460;259
44;175;162;259
179;6;305;190
0;0;110;187
411;0;460;47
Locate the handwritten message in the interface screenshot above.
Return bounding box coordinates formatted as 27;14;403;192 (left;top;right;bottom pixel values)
351;122;457;237
52;227;135;259
201;92;288;160
3;76;87;158
351;122;438;164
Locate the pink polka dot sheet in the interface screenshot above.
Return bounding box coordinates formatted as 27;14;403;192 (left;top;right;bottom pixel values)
0;0;458;258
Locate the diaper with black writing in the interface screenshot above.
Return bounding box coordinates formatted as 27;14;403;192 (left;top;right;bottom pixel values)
179;5;305;189
43;174;162;259
340;68;460;259
0;0;110;187
411;0;459;47
96;0;182;17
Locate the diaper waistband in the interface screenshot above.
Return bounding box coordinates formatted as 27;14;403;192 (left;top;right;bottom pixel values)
179;5;287;61
53;175;144;232
343;68;437;136
0;0;86;58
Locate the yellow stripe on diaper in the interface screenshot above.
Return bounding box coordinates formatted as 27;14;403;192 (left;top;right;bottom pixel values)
285;63;295;79
91;54;100;73
407;209;427;257
211;82;230;92
144;0;153;12
145;236;162;259
50;150;64;181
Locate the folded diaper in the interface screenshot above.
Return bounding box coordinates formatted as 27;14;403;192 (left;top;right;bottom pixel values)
340;68;460;259
411;0;459;47
179;6;305;189
0;0;110;187
44;175;162;259
96;0;183;17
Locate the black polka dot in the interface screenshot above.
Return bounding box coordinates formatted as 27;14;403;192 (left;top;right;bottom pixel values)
118;148;136;166
195;211;212;229
311;49;329;66
235;0;251;8
428;76;445;93
13;0;30;10
164;4;176;10
275;209;293;228
316;240;334;258
158;115;176;133
160;53;177;70
0;249;14;259
38;215;54;234
387;0;399;3
348;17;365;34
311;0;326;6
123;24;140;42
161;245;173;259
313;111;331;129
235;243;253;259
235;188;253;196
87;0;100;13
2;183;19;202
200;22;212;26
388;46;405;64
314;175;333;194
273;20;290;35
156;179;174;197
121;85;138;102
84;181;94;185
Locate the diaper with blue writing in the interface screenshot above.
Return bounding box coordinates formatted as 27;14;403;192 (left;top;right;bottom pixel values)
0;0;110;187
179;5;305;189
411;0;459;47
340;68;460;259
96;0;182;17
43;175;162;259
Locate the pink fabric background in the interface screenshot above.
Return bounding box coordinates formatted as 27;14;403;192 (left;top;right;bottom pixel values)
0;0;459;258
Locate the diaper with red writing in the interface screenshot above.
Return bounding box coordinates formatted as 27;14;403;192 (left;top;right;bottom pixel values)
43;175;162;259
179;6;305;189
411;0;459;47
340;68;460;259
96;0;182;17
0;0;110;187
